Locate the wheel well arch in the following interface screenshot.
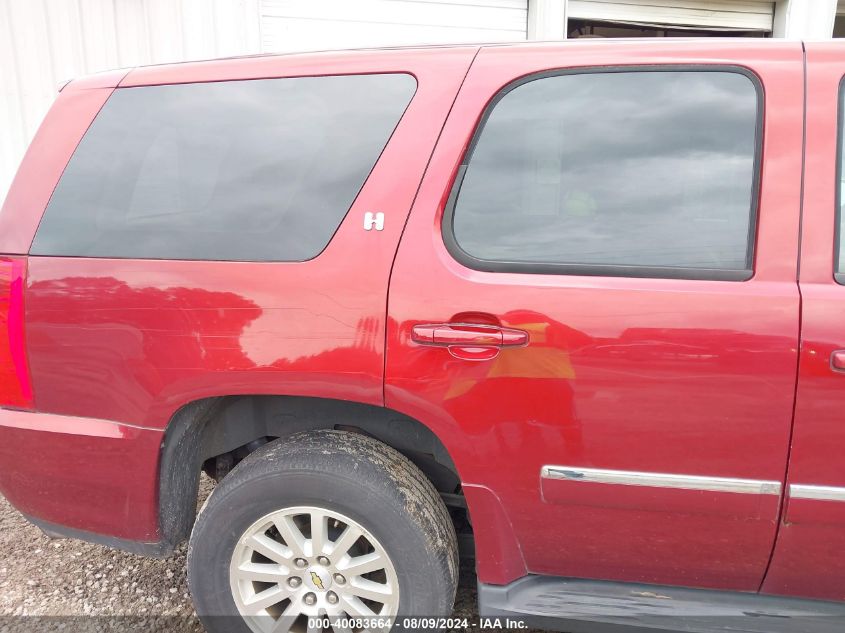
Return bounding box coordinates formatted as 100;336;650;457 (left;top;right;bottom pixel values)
156;394;466;552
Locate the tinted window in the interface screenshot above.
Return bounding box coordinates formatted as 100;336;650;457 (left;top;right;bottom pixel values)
448;70;760;279
32;74;415;261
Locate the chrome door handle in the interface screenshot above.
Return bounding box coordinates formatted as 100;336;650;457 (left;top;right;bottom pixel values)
411;323;528;347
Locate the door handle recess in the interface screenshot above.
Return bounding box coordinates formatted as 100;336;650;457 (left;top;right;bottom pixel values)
411;323;528;350
831;350;845;372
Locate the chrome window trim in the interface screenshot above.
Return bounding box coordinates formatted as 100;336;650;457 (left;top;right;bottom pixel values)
789;484;845;502
541;465;781;496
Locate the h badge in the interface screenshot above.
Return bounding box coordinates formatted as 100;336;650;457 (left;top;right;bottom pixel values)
363;211;385;231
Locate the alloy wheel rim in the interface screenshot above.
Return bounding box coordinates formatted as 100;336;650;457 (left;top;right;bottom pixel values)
229;505;400;633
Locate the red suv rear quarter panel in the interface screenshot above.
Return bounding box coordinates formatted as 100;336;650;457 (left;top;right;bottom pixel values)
0;47;478;542
26;47;475;428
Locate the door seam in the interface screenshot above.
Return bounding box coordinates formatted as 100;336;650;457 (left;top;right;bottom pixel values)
757;39;807;592
381;46;482;405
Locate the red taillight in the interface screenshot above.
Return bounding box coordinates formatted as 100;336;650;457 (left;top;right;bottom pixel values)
0;257;33;409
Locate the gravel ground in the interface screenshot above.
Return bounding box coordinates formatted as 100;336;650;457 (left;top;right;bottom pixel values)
0;476;533;633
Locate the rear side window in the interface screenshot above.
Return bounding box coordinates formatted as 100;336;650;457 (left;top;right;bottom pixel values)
31;74;415;261
445;69;761;280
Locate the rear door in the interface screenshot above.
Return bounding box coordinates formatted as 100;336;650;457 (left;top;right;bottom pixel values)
763;41;845;602
386;41;804;590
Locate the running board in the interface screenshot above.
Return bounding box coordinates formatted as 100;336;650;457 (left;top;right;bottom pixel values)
478;575;845;633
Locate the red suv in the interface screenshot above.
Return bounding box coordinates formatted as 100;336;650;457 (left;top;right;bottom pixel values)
2;39;845;633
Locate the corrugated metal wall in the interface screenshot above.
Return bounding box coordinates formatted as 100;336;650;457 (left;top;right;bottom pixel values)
0;0;262;203
260;0;527;52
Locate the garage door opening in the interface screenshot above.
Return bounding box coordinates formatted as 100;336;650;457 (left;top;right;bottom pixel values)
566;0;774;39
568;18;769;38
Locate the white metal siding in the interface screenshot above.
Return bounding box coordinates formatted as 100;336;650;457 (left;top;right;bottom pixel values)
568;0;775;30
0;0;261;206
260;0;528;53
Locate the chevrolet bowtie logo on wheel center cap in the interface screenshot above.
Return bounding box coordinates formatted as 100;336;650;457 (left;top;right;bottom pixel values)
305;567;331;592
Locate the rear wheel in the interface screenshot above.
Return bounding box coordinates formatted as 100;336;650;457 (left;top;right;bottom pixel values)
187;430;459;633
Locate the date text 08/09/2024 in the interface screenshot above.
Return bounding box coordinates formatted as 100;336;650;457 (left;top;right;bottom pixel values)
306;618;527;630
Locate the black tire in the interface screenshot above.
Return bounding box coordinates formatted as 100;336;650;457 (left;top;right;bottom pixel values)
187;429;459;632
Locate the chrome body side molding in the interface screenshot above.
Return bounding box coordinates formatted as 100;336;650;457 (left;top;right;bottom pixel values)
789;484;845;502
541;465;782;496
